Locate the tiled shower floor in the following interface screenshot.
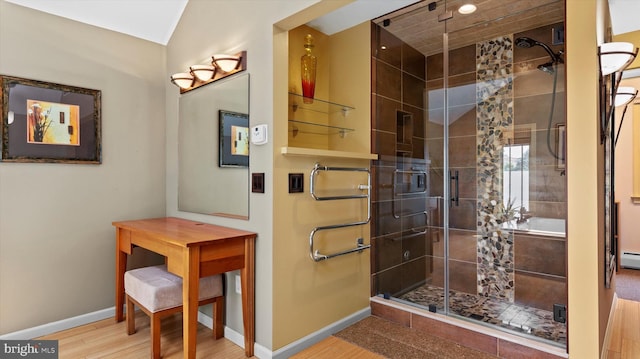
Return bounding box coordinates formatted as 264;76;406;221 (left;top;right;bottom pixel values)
398;284;567;346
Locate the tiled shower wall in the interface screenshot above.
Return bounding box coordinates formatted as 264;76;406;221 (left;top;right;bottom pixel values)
370;22;567;312
370;23;430;297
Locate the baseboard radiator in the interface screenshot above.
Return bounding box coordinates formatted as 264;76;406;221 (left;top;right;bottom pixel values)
621;252;640;269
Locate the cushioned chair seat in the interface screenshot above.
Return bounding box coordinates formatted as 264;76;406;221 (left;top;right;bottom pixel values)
125;265;222;312
124;265;224;359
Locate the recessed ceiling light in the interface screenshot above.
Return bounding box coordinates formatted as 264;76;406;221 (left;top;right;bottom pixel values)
458;4;477;15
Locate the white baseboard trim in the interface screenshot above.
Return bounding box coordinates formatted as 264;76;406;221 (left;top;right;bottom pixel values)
197;312;271;358
0;307;116;340
199;307;370;359
270;307;371;359
2;306;368;359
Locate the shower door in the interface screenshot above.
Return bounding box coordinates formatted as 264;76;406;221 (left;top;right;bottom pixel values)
371;0;567;349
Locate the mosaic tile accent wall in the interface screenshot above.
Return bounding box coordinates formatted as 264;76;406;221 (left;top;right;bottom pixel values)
476;36;514;301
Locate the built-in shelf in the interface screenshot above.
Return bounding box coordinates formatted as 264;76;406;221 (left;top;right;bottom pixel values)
281;146;378;160
288;93;356;139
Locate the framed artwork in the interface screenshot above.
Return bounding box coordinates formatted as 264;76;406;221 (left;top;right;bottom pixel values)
219;110;249;167
556;124;566;170
0;75;101;163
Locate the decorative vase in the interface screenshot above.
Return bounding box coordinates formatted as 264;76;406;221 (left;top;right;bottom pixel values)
301;34;317;104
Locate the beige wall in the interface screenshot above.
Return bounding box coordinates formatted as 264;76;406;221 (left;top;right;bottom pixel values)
566;0;615;357
614;31;640;69
165;0;322;351
615;77;640;254
0;1;166;334
273;10;371;349
0;0;622;357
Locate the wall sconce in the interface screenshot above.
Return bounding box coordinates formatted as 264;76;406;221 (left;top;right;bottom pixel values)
599;42;637;76
171;51;246;93
614;86;638;146
599;42;638;143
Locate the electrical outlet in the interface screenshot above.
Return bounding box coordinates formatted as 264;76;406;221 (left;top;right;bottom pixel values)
235;275;241;294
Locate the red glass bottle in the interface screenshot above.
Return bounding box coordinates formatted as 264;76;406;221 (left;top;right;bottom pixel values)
301;34;317;104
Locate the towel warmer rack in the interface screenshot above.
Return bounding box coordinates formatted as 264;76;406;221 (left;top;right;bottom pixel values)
308;163;371;262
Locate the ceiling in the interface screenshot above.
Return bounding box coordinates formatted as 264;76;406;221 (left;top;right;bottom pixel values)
3;0;639;46
4;0;188;45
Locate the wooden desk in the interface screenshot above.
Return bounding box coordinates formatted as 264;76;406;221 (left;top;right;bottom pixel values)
113;217;257;358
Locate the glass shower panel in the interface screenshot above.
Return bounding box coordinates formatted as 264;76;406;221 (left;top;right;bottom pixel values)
371;0;566;349
370;5;446;309
445;0;567;346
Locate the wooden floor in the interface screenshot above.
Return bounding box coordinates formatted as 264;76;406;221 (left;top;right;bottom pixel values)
37;298;640;358
37;312;250;359
605;298;640;359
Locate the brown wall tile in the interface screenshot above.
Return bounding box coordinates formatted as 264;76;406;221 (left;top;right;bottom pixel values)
403;73;426;109
375;26;402;67
402;257;428;291
449;229;478;262
403;42;425;80
514;272;567;310
376;60;402;100
449;259;478;295
373;266;402;297
373;94;402;133
514;234;566;276
372;234;402;272
372;129;396;157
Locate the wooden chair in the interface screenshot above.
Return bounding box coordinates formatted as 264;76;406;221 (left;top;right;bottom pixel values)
124;265;224;358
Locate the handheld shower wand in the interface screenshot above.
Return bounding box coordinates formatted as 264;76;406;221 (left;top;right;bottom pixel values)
514;36;564;164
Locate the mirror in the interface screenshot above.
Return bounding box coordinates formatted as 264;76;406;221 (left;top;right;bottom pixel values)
178;73;250;219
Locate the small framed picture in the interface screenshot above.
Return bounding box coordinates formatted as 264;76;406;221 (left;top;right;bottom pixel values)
219;110;249;167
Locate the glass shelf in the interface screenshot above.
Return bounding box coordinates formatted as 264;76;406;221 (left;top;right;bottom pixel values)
288;93;354;116
288;120;355;137
281;146;378;160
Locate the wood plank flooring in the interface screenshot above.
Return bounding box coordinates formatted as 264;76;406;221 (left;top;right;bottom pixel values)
35;298;640;358
605;298;640;359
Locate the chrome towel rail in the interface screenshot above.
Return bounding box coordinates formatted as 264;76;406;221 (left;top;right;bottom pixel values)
308;163;371;262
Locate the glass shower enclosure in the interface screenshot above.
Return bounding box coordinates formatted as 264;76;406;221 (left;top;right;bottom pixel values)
370;0;567;348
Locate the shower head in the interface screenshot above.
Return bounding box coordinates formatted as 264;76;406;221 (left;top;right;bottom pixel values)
515;36;564;66
537;62;555;75
514;37;537;48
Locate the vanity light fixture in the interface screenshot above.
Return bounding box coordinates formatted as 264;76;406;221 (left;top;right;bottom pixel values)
458;4;477;15
190;64;216;82
170;51;246;93
212;54;241;73
170;72;195;90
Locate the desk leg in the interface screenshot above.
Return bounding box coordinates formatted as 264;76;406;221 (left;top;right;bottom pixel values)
115;248;127;323
183;247;200;359
241;237;255;357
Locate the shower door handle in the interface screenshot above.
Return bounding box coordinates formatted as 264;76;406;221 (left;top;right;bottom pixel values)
450;170;459;207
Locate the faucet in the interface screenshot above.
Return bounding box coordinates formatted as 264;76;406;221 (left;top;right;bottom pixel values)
517;207;533;224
